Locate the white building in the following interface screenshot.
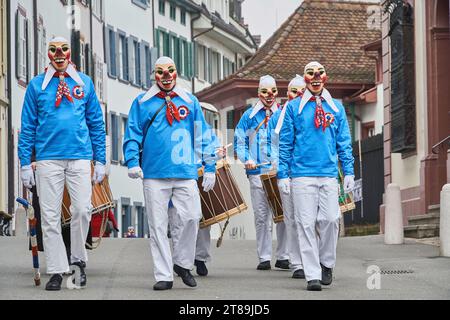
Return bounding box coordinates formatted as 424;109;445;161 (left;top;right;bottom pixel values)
103;0;155;238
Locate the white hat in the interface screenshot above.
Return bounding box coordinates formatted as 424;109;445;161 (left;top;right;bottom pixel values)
49;37;69;44
304;61;325;74
259;75;276;88
289;74;306;88
155;56;175;66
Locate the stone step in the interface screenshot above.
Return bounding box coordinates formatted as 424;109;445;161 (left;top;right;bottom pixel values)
404;224;440;239
428;204;440;215
408;213;440;226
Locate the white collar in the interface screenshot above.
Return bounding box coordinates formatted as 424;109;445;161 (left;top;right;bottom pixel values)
42;64;85;90
139;84;193;104
298;88;339;115
274;101;289;135
249;100;279;119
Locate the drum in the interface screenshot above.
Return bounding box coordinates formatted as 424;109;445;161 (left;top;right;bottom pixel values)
260;171;284;224
61;166;115;227
338;166;355;213
197;160;248;229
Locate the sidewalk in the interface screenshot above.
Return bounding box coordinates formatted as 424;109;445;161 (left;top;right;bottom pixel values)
0;235;449;300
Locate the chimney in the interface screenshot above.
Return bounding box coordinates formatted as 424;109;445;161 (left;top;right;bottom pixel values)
252;35;261;47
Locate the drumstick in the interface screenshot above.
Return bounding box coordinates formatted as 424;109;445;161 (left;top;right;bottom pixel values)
255;162;272;168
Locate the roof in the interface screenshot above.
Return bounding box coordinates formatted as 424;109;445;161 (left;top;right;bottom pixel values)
197;3;257;50
200;0;381;93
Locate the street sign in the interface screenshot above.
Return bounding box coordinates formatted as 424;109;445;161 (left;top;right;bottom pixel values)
353;179;363;203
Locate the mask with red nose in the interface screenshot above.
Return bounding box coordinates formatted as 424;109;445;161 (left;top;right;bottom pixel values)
287;75;306;101
258;75;278;108
154;57;177;92
304;62;328;95
48;37;71;73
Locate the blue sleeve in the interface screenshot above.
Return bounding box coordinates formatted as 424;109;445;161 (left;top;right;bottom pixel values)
234;112;253;164
277;103;295;179
123;98;143;169
336;103;355;176
85;79;106;164
193;98;216;173
18;83;38;167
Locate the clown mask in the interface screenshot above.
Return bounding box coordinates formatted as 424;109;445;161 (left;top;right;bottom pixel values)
48;38;71;72
304;62;328;95
259;86;278;107
155;58;177;92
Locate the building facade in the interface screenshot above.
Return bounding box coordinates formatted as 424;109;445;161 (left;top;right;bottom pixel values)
380;0;450;232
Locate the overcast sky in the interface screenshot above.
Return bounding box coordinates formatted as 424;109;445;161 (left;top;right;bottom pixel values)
242;0;303;46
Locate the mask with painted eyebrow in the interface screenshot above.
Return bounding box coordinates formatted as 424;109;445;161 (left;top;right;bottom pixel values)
48;41;71;72
155;63;177;92
258;85;278;107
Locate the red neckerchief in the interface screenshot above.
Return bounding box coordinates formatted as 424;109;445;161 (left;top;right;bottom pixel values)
55;72;73;107
264;104;279;128
156;91;180;126
309;95;326;131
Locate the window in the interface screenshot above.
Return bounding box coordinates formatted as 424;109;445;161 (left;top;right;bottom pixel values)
196;43;207;81
120;116;128;165
16;6;30;85
118;31;128;81
132;0;148;9
170;4;176;21
159;0;165;15
92;0;102;19
94;54;105;102
211;51;220;84
141;41;153;89
180;10;186;25
128;37;141;86
37;17;46;74
110;113;119;162
223;56;234;79
121;203;131;238
105;26;117;77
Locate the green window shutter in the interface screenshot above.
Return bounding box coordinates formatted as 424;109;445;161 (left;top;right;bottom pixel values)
155;29;160;56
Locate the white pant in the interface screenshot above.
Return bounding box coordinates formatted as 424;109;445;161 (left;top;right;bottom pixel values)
280;189;303;271
169;206;211;263
248;175;289;263
292;177;340;281
143;179;201;282
35;160;92;274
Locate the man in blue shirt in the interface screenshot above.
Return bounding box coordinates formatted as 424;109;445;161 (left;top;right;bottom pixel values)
269;75;306;280
234;75;289;271
18;37;106;291
278;62;355;291
123;57;217;291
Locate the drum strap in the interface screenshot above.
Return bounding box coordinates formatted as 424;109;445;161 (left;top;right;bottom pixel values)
140;101;166;166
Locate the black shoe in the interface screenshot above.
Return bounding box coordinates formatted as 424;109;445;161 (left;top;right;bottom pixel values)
275;259;290;270
71;261;87;288
307;280;322;291
292;269;305;279
45;274;63;291
194;260;208;277
321;264;333;286
257;261;271;270
173;264;197;288
153;281;173;291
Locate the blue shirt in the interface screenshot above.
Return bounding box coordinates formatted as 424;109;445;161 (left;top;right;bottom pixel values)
18;72;106;166
278;97;354;179
234;106;277;175
123;92;217;180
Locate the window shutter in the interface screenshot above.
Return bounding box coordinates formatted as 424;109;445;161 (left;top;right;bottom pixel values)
150;47;158;74
140;42;147;88
71;31;81;71
15;10;20;81
26;18;31;82
154;29;160;55
127;37;135;84
207;48;212;83
115;31;120;79
104;26;111;75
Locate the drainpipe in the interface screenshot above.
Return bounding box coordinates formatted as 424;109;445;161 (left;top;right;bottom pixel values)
151;0;155;47
89;0;94;78
6;0;13;214
33;0;38;75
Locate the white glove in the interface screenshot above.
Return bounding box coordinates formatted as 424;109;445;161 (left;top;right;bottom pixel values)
245;160;257;171
344;175;355;193
278;178;291;195
21;165;35;189
128;167;144;180
93;162;106;184
202;172;216;193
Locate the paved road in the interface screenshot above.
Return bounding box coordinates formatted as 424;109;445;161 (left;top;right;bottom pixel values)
1;235;449;300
